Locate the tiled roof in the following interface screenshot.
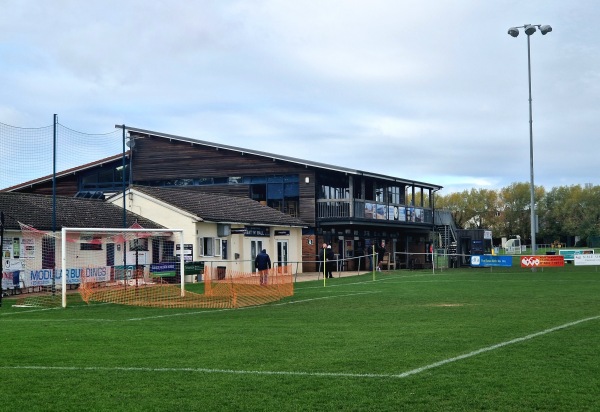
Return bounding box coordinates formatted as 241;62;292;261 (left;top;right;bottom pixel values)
0;192;163;231
132;186;306;227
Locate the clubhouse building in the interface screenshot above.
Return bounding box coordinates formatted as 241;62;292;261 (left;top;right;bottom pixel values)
4;126;444;271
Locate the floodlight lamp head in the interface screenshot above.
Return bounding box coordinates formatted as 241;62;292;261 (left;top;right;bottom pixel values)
540;25;552;35
508;27;519;37
524;24;536;35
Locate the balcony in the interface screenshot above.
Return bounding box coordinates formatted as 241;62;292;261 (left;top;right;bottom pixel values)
317;199;433;224
317;200;351;219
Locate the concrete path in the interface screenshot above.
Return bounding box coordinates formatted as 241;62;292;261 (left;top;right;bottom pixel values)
293;270;379;283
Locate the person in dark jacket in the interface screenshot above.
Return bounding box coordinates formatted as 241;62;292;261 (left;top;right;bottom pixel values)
318;243;327;277
255;249;271;285
326;245;335;278
376;241;386;271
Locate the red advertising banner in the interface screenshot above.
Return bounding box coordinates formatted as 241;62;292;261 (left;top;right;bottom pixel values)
520;255;565;268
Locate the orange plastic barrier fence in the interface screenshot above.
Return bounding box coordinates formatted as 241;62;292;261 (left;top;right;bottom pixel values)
79;265;294;309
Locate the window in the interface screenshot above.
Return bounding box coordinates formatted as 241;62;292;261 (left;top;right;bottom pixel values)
387;186;402;204
319;185;349;200
162;241;175;260
375;183;385;203
198;237;222;257
196;177;213;185
129;238;148;251
364;180;374;201
80;234;103;251
80;164;129;191
221;240;228;259
318;175;349;200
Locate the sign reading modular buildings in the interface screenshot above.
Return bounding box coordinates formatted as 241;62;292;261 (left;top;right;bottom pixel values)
21;267;110;287
471;255;512;267
520;255;565;268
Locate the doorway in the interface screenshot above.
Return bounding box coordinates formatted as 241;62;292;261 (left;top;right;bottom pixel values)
276;241;288;268
250;240;263;272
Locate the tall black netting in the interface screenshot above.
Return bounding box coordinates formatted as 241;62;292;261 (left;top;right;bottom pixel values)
1;119;122;190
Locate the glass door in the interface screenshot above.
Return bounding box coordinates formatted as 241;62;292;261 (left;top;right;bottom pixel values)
276;241;288;268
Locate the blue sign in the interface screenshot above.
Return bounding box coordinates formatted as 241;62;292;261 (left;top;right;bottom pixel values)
150;262;176;277
471;255;512;268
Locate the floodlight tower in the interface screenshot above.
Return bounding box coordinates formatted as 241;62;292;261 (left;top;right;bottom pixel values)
507;24;552;255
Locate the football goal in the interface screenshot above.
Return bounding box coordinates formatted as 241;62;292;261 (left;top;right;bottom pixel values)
61;227;185;308
13;224;293;309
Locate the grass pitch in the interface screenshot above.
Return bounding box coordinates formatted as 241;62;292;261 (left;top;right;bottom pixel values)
1;265;599;411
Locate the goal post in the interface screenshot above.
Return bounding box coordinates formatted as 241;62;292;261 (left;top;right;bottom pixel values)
60;227;185;308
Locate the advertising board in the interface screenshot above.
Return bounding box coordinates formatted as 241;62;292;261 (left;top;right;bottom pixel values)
520;255;564;268
470;255;512;267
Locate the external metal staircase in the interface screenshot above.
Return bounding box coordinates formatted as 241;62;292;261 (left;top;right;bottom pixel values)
434;209;458;250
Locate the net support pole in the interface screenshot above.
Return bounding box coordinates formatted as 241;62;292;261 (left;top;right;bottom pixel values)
52;114;57;297
61;227;67;308
179;231;185;297
322;246;326;287
372;245;376;281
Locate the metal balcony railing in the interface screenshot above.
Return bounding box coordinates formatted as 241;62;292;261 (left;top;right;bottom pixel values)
317;199;433;224
317;200;351;218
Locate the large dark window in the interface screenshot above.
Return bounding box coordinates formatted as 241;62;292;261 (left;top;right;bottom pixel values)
375;183;385;203
387;185;405;205
318;175;349;200
80;235;103;251
80;163;128;192
364;180;374;201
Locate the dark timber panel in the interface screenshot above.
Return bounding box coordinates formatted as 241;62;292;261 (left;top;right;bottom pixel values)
131;135;308;180
298;171;316;225
15;175;79;197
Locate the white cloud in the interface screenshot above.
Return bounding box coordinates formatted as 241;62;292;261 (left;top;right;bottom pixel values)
2;0;600;193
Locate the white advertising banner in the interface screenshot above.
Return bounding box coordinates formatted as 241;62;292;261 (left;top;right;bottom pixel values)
574;254;600;266
2;259;25;289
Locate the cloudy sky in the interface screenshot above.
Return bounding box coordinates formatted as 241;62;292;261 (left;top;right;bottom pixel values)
1;0;599;193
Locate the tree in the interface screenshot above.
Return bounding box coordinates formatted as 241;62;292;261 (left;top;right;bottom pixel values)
464;188;501;231
537;186;570;244
437;183;600;247
435;190;471;229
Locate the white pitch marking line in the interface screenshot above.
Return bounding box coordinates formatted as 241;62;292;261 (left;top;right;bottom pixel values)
392;314;600;378
0;292;380;322
126;291;381;321
2;314;598;379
